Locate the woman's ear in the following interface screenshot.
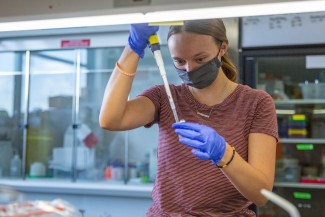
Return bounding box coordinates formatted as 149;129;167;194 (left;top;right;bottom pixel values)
220;41;229;57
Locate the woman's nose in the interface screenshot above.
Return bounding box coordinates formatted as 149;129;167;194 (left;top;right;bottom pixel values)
185;62;198;72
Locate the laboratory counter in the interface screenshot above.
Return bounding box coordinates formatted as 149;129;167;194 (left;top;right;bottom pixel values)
0;179;154;217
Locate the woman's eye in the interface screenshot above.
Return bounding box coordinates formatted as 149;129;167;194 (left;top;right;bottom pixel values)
174;59;184;65
196;57;205;63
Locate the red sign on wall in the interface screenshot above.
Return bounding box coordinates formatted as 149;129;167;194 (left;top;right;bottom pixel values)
61;39;91;48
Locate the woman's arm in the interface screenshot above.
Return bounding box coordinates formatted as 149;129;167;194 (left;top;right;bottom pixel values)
220;133;277;206
173;121;277;206
99;24;159;131
99;45;156;131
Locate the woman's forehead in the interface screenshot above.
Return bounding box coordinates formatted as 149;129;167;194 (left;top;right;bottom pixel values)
168;32;218;57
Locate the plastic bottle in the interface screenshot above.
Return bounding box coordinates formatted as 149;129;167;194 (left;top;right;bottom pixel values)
141;153;150;183
104;161;112;180
10;151;22;177
149;148;157;182
110;160;124;181
27;110;53;174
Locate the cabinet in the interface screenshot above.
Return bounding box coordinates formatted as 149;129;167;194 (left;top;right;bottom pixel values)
240;50;325;217
0;28;181;184
271;100;325;216
240;12;325;216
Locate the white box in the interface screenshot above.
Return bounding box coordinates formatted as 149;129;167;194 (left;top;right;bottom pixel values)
52;147;94;170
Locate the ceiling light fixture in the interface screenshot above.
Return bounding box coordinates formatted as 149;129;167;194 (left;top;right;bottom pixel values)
0;0;325;32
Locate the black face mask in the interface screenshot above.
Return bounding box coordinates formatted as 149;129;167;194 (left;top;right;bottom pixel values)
175;55;222;89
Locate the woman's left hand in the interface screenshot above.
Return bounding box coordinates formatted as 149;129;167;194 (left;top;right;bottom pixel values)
172;122;226;164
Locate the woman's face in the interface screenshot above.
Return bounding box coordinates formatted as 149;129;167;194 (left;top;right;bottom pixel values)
168;32;219;72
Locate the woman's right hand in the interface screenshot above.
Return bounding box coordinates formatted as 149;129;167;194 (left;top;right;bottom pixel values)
128;23;159;58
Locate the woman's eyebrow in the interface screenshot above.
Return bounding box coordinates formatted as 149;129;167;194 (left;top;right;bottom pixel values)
172;52;208;59
194;52;208;57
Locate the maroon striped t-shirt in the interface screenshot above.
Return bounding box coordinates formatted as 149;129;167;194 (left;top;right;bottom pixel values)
139;83;278;217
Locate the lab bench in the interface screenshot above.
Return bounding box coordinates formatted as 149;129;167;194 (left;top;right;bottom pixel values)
0;179;153;217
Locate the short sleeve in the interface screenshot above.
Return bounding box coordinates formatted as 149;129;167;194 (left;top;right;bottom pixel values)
250;93;279;142
138;85;163;127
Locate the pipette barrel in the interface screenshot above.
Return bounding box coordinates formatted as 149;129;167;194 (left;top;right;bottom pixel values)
149;34;180;122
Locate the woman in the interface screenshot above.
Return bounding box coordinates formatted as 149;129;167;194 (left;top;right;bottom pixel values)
100;19;278;216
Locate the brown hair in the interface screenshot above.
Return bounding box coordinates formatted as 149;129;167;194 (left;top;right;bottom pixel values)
167;19;237;82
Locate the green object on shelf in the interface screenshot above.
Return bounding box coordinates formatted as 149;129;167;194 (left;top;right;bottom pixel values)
141;176;149;183
296;144;314;150
293;192;311;199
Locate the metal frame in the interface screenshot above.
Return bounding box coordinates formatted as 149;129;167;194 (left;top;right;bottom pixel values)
22;50;30;179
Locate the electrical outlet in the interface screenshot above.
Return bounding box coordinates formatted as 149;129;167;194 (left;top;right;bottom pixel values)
113;0;150;8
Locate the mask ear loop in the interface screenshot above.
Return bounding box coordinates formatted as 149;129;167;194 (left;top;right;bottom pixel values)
214;40;223;69
216;40;223;62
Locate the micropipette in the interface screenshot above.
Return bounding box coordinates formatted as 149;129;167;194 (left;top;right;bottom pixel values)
148;34;180;123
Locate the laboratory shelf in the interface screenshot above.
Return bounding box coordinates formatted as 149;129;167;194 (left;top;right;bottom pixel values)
274;182;325;189
275;99;325;105
0;179;153;198
280;138;325;144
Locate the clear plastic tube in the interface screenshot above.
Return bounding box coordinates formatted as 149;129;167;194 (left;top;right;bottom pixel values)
260;189;301;217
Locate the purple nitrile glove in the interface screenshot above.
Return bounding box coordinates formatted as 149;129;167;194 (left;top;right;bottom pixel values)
172;122;226;164
128;23;159;58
